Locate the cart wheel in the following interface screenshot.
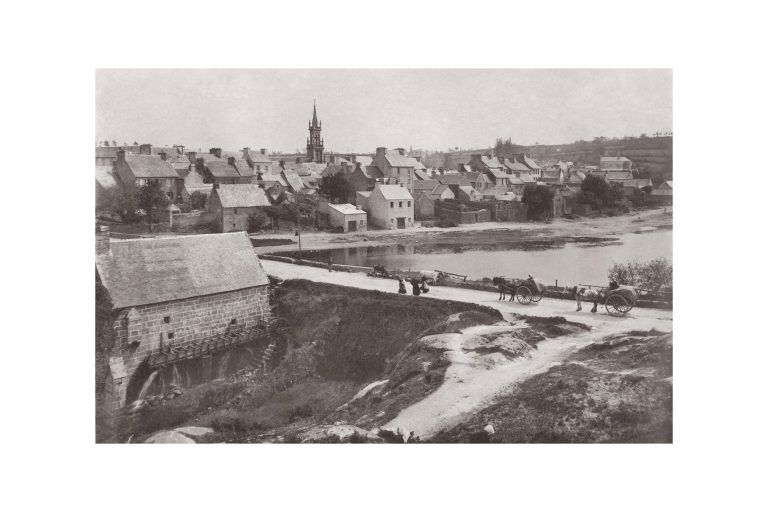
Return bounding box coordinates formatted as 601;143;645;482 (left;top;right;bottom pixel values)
516;286;533;305
605;294;629;316
532;292;543;302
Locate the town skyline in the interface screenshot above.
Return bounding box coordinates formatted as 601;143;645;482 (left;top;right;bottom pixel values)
96;69;672;154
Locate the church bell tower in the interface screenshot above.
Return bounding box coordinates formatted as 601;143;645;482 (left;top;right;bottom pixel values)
306;100;324;162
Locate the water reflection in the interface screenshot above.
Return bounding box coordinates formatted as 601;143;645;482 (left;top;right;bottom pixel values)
277;230;672;286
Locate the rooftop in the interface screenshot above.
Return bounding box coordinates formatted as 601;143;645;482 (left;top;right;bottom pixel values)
215;184;271;208
96;232;269;309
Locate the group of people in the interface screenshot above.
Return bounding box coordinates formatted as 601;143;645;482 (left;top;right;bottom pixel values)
398;276;430;296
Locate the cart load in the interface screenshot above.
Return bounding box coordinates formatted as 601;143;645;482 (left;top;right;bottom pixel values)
514;276;546;305
603;286;638;316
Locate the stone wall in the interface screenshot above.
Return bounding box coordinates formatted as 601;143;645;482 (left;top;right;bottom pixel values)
109;285;271;408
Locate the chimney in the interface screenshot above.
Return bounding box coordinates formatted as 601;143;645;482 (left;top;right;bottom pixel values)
260;148;267;155
279;160;286;169
228;156;236;166
414;155;422;163
139;144;152;155
159;152;168;161
95;225;111;256
396;148;405;156
173;144;185;154
209;148;222;158
117;150;126;163
186;151;196;162
376;147;387;158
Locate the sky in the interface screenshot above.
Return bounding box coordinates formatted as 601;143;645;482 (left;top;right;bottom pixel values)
95;69;672;154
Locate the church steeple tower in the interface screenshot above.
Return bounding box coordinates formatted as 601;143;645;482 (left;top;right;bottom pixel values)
307;100;324;162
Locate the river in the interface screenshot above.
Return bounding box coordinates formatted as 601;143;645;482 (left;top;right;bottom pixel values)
276;228;672;287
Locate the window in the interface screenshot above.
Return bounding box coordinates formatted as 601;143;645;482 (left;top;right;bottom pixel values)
233;223;236;228
390;202;394;208
408;218;411;222
163;316;171;324
166;179;172;187
230;318;238;325
234;208;238;214
256;165;260;171
399;201;402;208
407;201;411;207
167;332;174;340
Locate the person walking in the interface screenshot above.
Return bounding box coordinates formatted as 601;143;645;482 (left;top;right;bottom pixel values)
420;276;430;294
398;277;407;294
410;278;421;296
327;255;333;272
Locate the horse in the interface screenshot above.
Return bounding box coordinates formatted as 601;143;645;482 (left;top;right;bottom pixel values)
492;277;521;301
371;265;389;278
571;286;601;312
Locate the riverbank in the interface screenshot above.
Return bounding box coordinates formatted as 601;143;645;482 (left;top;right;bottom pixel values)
251;207;672;256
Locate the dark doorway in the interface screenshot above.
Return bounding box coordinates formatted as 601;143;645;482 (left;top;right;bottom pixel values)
396;217;405;229
348;220;357;232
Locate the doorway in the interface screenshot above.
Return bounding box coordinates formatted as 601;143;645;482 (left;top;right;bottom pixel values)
396;217;406;229
348;220;357;232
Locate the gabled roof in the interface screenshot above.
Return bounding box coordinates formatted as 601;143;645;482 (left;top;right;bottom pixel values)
205;160;241;178
481;156;504;169
414;179;440;192
214;184;271;208
245;150;272;164
282;169;305;192
484;167;508;179
96;232;269;309
327;203;366;215
123;154;179;179
375;184;414;201
520;154;541;171
517;172;536;184
195;153;222;164
482;185;510;197
383;150;418;168
540;169;563;180
414;169;432;181
458;185;479;198
361;166;385;180
432;184;452;197
184;184;214;195
95;166;117;189
436;174;462;185
353;155;373;167
230;158;253;177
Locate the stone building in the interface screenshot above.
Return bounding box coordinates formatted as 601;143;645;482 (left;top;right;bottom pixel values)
320;202;367;232
207;184;271;232
96;230;273;411
365;183;414;229
115;150;182;201
370;147;420;194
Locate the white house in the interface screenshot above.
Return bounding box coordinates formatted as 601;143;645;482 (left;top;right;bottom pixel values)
321;202;367;232
366;183;415;229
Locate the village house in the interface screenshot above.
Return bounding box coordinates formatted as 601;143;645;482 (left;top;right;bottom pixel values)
469;154;511;187
243;148;274;175
348;165;385;203
365;183;415;229
458;171;491;192
320;202;367;232
457;185;483;202
370;147;419;193
96;144;140;167
414;192;435;221
540;167;565;185
96;229;273;411
115;150;182;201
600;156;633;172
207;183;271;232
650;180;673;205
431;184;456;201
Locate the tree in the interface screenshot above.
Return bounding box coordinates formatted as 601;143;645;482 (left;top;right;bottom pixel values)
318;172;351;203
608;258;673;291
98;186;140;222
188;190;207;210
521;184;554;220
247;210;268;233
137;181;169;232
578;174;623;209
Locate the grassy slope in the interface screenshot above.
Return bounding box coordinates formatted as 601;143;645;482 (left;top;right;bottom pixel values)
432;330;672;443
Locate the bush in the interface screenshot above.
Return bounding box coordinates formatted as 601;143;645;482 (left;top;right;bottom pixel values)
608;258;672;292
436;218;458;228
287;403;314;423
247;210;268;233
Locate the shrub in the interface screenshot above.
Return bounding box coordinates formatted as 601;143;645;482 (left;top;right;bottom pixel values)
608;258;672;292
287;403;314;423
247;210;268;233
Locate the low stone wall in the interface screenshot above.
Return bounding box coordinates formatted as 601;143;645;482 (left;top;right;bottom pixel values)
259;254;372;274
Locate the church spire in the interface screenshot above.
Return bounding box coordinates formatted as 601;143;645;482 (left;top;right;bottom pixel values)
312;99;318;127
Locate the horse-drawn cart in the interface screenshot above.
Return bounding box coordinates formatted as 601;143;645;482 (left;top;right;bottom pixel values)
602;286;638;316
515;277;546;305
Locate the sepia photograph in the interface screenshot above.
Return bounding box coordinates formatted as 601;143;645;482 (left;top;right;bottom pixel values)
95;69;673;444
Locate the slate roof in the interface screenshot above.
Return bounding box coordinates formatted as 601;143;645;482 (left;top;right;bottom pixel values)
362;166;385;179
353;156;373;167
124;154;179;178
414;179;440;192
375;184;414;201
414;169;432;181
383;150;419;168
282;169;305;192
327;203;366;215
436;174;462;185
458;185;480;199
484;167;508;179
206;160;241;178
432;184;452;197
215;184;271;208
520;154;541;171
245;150;272;164
95;166;118;189
196;153;222;163
482;185;511;197
96;232;269;309
481;156;504;169
230;159;253;177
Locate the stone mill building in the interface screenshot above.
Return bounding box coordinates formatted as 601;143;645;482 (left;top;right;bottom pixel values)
96;229;275;411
